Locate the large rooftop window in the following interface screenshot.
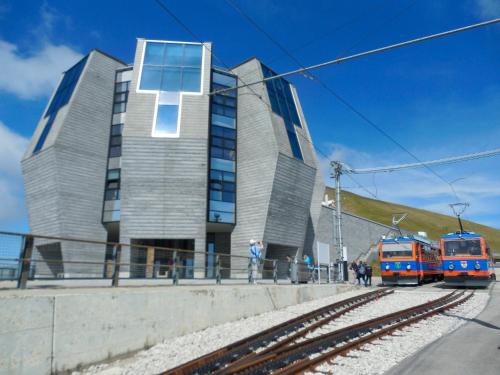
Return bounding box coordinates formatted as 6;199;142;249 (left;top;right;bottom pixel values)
261;63;303;160
138;41;203;137
33;55;88;154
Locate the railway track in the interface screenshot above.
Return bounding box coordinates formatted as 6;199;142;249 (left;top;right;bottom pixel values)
161;289;473;375
162;289;393;375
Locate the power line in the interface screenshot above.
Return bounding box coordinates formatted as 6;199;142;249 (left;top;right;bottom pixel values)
237;0;419;83
343;148;500;174
223;0;457;198
211;17;500;95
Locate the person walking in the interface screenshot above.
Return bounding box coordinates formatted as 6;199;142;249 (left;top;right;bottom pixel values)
358;261;366;286
249;239;263;284
365;263;373;287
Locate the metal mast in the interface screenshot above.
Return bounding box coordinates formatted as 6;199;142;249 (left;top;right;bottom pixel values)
332;161;344;265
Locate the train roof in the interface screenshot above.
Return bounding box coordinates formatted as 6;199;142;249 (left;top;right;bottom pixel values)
441;232;483;239
381;235;436;246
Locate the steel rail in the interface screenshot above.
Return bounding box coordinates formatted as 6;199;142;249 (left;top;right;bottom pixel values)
226;290;463;374
215;289;392;373
160;289;392;375
274;291;474;375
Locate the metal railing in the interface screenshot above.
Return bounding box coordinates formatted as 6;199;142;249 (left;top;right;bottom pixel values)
0;231;339;289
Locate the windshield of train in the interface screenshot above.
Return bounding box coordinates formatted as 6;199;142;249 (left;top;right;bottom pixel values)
381;243;413;258
443;239;482;256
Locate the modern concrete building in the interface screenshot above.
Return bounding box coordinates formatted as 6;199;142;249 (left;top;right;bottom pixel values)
21;38;354;278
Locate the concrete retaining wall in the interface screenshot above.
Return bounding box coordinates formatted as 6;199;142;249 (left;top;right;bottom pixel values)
0;284;350;374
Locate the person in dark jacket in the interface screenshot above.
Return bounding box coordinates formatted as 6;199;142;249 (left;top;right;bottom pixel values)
358;261;367;285
365;264;373;287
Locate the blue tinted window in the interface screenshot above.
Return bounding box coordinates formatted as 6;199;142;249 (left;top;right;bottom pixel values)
209;211;234;223
45;55;88;119
286;130;303;160
34;55;88;154
208;69;238;224
156;105;179;135
182;67;201;92
161;67;182;91
140;66;162;90
144;43;165;65
165;43;184;66
213;71;236;87
184;45;203;67
140;42;203;93
211;158;235;172
210;200;235;213
261;63;303;160
33;114;56;154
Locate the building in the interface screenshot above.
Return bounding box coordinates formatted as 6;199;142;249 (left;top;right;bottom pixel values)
21;38;342;278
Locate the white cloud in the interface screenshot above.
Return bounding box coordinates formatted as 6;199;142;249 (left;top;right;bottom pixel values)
0;40;83;100
0;121;29;175
0;3;83;100
0;121;29;222
474;0;500;18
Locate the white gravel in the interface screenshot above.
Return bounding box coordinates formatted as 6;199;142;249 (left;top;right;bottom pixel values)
306;291;489;375
74;288;489;375
74;289;370;375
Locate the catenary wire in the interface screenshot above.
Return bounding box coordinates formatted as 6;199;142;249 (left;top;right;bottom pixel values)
153;0;404;200
223;0;468;200
211;17;500;94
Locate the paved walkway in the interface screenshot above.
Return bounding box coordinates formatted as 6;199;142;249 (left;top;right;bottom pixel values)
386;282;500;375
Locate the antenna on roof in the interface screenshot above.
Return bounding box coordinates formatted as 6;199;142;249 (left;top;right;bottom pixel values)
449;203;469;234
392;213;408;237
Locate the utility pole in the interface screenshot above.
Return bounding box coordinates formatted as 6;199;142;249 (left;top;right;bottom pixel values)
331;161;344;280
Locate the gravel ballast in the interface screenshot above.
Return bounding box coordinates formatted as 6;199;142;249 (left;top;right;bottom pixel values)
75;288;489;375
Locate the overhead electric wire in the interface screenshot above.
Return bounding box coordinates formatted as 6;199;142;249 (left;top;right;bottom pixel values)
211;17;500;95
223;0;462;199
235;0;418;82
343;148;500;174
152;0;337;171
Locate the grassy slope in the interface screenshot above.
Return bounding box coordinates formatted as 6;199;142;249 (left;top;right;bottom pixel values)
325;187;500;251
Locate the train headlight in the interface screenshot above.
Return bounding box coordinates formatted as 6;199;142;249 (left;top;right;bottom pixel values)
474;262;481;270
406;264;411;270
448;263;454;270
385;265;390;271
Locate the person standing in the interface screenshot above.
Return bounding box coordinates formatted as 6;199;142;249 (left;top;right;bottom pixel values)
365;263;373;287
303;254;313;282
249;239;263;284
350;260;359;285
358;261;367;286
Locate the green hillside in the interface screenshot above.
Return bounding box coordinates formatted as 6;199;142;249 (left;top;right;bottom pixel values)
325;187;500;251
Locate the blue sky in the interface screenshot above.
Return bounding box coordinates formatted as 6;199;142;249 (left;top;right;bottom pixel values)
0;0;499;233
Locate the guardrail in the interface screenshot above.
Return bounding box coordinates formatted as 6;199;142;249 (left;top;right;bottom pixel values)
0;231;338;289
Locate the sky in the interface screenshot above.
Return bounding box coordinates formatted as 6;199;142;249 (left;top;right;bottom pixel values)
0;0;499;233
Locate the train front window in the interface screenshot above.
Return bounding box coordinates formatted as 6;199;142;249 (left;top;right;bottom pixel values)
444;239;482;256
382;243;413;258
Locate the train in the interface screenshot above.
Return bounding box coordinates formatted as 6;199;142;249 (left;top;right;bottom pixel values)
441;231;496;287
379;234;443;286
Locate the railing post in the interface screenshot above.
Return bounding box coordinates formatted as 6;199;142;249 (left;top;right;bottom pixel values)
112;244;121;287
172;250;178;285
248;259;253;284
273;260;278;284
215;255;221;284
17;235;34;289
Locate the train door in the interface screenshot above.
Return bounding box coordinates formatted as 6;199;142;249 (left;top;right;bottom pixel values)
415;243;423;284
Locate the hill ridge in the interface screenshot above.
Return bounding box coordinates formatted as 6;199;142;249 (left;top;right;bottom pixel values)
325;187;500;250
